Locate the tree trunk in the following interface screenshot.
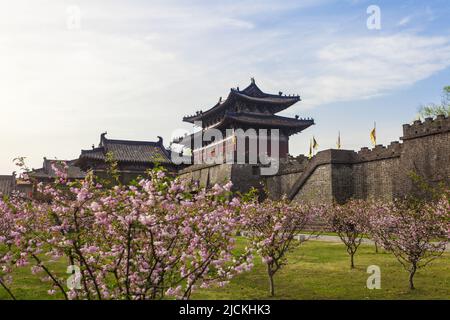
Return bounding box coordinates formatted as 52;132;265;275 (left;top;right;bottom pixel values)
350;252;355;269
267;264;275;296
374;242;379;253
0;278;16;300
269;275;274;296
409;266;417;290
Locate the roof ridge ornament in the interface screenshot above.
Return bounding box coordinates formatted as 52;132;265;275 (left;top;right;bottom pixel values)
183;80;302;124
99;131;108;148
100;132;108;146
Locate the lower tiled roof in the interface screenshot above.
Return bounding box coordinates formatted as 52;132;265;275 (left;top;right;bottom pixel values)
0;175;15;195
80;136;172;164
31;159;86;180
224;112;314;129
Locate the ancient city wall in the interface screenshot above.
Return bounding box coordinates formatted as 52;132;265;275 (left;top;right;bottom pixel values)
278;115;450;203
350;142;402;202
265;157;307;199
178;116;450;203
178;163;262;194
398;115;450;198
178;163;232;188
291;164;333;204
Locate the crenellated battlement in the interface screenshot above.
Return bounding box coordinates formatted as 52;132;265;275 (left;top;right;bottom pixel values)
179;113;450;205
280;115;449;203
356;141;402;162
277;155;309;175
401;115;450;141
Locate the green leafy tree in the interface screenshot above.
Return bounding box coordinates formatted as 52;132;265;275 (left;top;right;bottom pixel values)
419;86;450;118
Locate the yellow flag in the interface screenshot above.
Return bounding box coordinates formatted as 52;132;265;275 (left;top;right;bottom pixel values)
370;123;376;145
337;131;341;149
308;139;313;159
312;136;318;150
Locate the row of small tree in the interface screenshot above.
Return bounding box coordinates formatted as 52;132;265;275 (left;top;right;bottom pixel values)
0;163;449;299
238;193;448;296
320;197;449;290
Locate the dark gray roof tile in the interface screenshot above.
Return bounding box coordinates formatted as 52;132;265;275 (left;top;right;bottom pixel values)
0;175;15;195
31;159;86;180
80;135;172;164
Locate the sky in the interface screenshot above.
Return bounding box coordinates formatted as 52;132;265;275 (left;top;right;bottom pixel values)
1;0;450;173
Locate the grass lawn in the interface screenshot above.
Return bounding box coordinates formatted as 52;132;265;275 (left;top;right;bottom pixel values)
1;239;449;300
193;240;450;300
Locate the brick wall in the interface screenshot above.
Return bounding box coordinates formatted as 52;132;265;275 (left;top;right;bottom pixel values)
267;115;450;203
398;115;450;198
292;164;333;204
178;116;450;204
178;163;261;194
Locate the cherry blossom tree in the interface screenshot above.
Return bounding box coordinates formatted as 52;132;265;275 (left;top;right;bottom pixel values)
0;196;17;300
368;195;449;290
241;199;316;296
0;162;253;300
320;200;368;269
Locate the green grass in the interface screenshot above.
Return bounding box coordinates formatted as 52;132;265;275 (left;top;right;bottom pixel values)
192;240;450;300
0;255;69;300
1;240;449;300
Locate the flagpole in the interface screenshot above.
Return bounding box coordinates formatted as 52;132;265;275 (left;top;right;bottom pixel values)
308;138;312;159
338;131;341;149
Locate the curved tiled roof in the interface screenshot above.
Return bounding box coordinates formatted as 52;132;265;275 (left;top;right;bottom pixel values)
183;80;300;123
80;148;104;161
175;112;314;145
0;175;15;195
80;135;172;164
31;159;86;180
223;112;313;129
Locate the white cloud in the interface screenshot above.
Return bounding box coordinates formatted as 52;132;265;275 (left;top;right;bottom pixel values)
291;35;450;109
397;16;412;26
0;1;450;172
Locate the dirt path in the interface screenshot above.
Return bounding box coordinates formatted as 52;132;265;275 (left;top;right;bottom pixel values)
296;234;450;252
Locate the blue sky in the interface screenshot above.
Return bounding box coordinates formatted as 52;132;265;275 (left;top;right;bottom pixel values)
0;0;450;173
